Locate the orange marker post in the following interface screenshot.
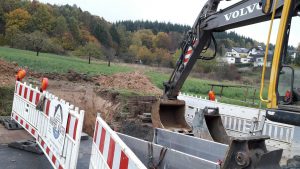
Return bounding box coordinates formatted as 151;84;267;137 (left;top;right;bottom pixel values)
208;90;216;101
40;78;49;92
16;69;26;81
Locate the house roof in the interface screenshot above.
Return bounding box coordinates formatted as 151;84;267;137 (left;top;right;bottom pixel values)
232;47;249;53
250;54;273;61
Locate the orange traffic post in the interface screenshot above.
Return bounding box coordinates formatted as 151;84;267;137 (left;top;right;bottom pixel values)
40;78;49;92
16;69;26;81
208;90;216;101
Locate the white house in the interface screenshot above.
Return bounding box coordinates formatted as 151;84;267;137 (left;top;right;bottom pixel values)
225;47;249;58
248;47;273;67
248;46;264;56
224;47;251;64
223;57;236;64
241;58;252;64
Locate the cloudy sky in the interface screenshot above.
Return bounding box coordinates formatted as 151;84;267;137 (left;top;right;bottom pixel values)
40;0;299;47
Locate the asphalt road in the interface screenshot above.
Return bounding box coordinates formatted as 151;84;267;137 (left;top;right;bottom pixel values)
0;138;92;169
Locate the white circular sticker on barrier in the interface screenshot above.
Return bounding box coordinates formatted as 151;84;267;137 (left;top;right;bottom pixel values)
47;99;68;155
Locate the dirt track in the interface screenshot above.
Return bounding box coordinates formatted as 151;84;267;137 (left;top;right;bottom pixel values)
0;59;160;138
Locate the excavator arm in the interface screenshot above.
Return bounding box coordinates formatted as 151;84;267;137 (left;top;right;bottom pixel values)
164;0;290;100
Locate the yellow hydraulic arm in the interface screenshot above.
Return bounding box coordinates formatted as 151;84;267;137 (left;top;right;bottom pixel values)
260;0;293;108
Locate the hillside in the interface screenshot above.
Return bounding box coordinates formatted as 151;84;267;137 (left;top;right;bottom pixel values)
0;0;280;68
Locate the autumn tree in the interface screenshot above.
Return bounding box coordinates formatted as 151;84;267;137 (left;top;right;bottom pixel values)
5;8;31;32
5;25;21;47
80;28;99;45
154;32;171;50
168;32;183;51
153;48;170;67
52;16;68;37
67;17;82;44
102;47;116;67
74;42;103;64
132;29;154;49
27;31;48;56
30;4;53;33
137;46;153;64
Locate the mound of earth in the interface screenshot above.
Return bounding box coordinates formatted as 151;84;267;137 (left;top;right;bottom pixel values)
0;60;18;87
96;72;162;96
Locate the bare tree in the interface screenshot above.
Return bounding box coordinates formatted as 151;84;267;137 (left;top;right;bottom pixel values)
28;31;47;56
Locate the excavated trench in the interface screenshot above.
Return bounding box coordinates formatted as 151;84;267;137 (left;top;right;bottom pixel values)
47;81;157;141
0;59;160;140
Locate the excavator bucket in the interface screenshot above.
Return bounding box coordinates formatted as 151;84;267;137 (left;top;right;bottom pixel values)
152;98;230;144
191;107;230;144
151;99;192;133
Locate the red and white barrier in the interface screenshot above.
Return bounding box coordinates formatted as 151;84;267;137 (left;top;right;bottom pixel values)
89;115;146;169
11;81;85;169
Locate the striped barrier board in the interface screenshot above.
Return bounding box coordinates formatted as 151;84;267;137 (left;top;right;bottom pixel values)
11;112;38;138
11;81;85;169
89;115;146;169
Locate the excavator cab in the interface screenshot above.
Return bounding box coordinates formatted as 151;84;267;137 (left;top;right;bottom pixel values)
266;62;300;126
262;1;300;126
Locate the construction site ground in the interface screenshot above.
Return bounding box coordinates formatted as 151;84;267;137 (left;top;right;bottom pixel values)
0;59;157;168
1;59;300;168
0;59;159;140
0;126;92;169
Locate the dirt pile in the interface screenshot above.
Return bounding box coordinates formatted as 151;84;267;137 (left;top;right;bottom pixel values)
0;60;161;139
0;60;18;87
97;72;162;96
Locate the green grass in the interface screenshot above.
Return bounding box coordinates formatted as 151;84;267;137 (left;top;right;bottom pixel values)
0;47;268;108
0;47;133;75
146;71;268;108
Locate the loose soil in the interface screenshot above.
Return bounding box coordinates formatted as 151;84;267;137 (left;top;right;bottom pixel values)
97;72;162;96
0;60;18;87
0;59;160;140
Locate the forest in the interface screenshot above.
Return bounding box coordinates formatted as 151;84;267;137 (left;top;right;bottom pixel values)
0;0;299;68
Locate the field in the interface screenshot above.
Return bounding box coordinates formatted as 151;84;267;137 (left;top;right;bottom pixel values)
0;47;132;75
0;46;266;108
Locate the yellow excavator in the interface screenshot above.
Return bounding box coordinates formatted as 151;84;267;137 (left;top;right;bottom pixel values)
152;0;300;141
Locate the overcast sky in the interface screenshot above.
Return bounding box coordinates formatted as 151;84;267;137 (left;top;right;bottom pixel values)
40;0;299;47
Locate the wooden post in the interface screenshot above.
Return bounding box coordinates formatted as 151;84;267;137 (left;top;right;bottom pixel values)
220;86;224;98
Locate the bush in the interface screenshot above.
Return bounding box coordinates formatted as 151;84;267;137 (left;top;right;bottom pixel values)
235;63;253;68
216;64;241;81
10;32;65;55
193;59;217;74
43;39;65;55
119;52;135;63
